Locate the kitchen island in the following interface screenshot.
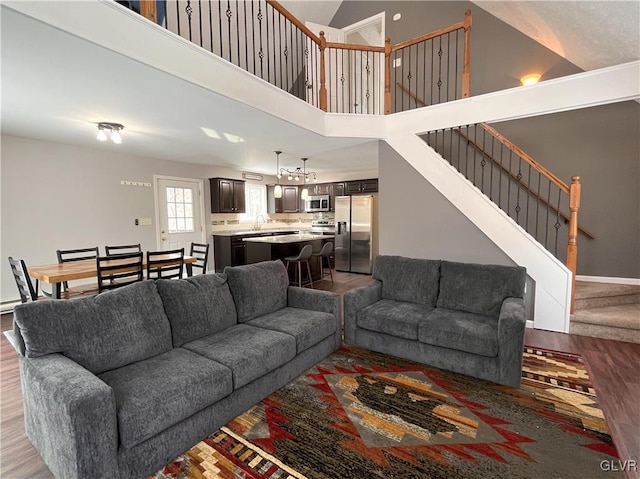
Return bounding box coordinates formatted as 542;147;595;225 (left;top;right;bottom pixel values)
244;233;334;285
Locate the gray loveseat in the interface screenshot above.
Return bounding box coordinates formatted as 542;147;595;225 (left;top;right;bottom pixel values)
11;260;341;479
344;255;527;387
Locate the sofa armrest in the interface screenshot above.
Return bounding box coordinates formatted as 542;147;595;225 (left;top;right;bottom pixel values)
497;297;527;387
343;281;382;344
20;354;118;479
287;287;341;338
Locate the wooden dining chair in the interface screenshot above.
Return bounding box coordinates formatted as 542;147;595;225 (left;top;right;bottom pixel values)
147;248;184;280
105;244;141;256
56;247;100;295
8;257;40;303
189;242;210;276
96;252;144;293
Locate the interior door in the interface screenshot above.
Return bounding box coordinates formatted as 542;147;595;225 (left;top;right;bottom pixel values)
307;13;384;114
155;177;205;252
305;21;345;112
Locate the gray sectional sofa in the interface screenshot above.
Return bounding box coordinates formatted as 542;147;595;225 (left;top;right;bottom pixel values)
344;255;527;387
11;260;341;479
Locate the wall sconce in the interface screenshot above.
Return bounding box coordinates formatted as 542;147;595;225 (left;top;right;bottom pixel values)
520;74;541;86
97;122;124;144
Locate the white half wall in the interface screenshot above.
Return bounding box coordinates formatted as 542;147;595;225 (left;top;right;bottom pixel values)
384;134;572;332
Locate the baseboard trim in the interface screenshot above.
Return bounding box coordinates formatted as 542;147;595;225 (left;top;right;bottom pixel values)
526;320;534;328
576;275;640;286
0;300;20;314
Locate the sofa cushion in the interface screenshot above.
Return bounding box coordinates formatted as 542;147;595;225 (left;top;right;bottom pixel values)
356;299;434;341
373;255;441;306
247;307;336;353
156;274;238;347
182;324;296;389
13;280;172;374
437;261;526;317
224;261;289;323
418;308;499;357
98;348;232;448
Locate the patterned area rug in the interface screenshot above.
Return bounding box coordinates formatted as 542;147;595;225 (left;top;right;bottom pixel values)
150;346;619;479
521;346;608;434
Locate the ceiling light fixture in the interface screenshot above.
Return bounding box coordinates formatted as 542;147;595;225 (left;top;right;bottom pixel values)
97;122;124;144
274;151;283;199
278;157;317;187
520;73;541;86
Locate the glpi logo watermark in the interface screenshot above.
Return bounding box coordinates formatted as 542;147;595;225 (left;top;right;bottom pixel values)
600;460;637;472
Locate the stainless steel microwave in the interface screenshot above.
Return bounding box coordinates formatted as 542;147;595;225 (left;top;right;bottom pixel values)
304;195;330;212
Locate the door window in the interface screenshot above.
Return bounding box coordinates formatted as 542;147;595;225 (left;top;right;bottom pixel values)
166;186;194;233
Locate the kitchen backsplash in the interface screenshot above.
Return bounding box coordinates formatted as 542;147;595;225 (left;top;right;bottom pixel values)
211;213;315;233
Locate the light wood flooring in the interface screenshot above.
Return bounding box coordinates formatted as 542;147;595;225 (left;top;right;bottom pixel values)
1;271;638;479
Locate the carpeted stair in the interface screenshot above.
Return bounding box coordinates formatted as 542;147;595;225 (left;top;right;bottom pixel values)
570;281;640;344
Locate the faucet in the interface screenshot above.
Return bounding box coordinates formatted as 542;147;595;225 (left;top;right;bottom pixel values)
254;214;266;230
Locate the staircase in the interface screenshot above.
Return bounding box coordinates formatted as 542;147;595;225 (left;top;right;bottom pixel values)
570;281;640;343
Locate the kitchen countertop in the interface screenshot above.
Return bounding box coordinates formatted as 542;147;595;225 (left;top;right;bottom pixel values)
213;228;309;236
243;233;334;244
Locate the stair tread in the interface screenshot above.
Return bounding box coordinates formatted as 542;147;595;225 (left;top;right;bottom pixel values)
574;281;640;300
571;303;640;329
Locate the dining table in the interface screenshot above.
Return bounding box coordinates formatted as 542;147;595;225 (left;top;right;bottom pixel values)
28;253;197;299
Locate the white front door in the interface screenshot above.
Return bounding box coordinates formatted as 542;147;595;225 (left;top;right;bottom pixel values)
155;176;205;252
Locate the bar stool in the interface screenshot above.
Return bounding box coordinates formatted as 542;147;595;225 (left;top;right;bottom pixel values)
312;241;333;284
285;244;313;288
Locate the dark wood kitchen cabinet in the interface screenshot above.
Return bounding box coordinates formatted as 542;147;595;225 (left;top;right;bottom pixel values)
267;185;300;213
345;179;378;194
210;178;246;213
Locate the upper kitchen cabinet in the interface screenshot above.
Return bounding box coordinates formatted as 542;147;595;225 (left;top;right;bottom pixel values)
314;183;331;195
345;179;378;194
210;178;246;213
267;185;300;213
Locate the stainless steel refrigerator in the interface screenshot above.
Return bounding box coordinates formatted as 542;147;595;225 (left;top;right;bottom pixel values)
335;195;377;274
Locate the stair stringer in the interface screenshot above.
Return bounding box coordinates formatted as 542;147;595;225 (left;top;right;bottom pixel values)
385;133;572;333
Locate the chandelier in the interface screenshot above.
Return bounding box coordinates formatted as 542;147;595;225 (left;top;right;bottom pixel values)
273;154;318;200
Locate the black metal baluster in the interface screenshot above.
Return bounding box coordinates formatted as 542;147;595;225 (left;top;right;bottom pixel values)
250;1;255;74
208;1;213;53
407;44;412;109
235;0;240;67
186;0;193;42
218;0;223;57
535;173;541;242
277;12;282;90
327;48;332;111
515;157;523;224
243;1;248;71
371;52;375;114
554;189;562;256
225;1;232;63
198;1;202;47
498;140;504;209
526;164;532;232
455;29;459;99
430;39;434;106
544;179;551;248
437;35;443;104
464;125;469;178
175;0;181;36
446;32;451;101
271;6;276;84
341;49;345;113
489;136;494;200
258;1;264;79
507;150;512;216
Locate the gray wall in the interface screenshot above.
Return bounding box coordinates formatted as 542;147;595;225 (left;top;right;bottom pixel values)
333;1;640;278
378;141;534;317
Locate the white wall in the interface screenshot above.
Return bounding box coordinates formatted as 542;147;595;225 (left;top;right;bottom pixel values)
0;134;240;303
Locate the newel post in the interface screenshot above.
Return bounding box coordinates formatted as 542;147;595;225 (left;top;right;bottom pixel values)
319;32;328;112
462;9;472;98
140;0;157;24
384;38;392;114
566;175;581;313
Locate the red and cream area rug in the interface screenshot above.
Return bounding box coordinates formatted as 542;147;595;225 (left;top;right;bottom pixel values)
150;346;619;479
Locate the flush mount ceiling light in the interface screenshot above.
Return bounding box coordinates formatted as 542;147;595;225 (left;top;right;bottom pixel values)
96;122;124;144
520;73;541;86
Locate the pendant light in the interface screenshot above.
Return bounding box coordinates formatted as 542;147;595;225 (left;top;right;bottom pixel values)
274;151;283;199
300;158;309;200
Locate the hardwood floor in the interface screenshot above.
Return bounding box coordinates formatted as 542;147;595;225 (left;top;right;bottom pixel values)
1;272;638;479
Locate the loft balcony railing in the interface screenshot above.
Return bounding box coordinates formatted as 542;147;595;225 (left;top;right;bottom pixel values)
424;123;589;311
130;0;471;114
